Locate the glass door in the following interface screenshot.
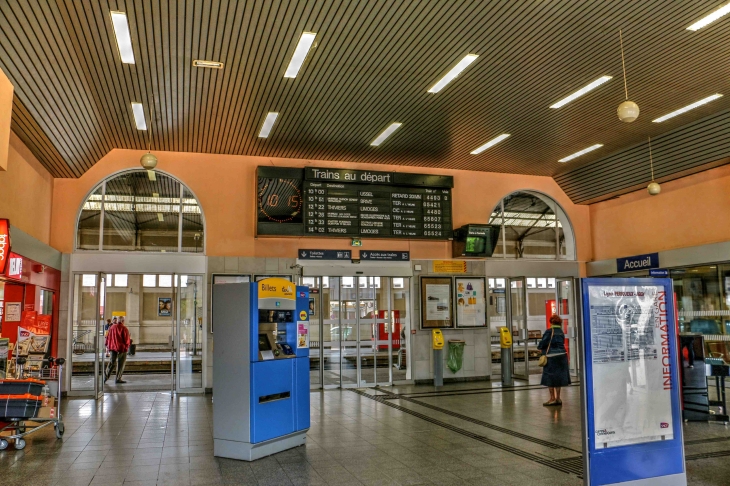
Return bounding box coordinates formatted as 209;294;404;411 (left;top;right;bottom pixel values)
70;273;106;398
556;277;579;376
508;277;529;380
391;277;410;382
176;275;204;392
487;278;507;378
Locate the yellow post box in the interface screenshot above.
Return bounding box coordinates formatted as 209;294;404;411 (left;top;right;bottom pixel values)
431;329;444;350
499;327;512;348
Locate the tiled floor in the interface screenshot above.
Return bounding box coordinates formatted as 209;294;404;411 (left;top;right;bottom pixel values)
1;381;730;485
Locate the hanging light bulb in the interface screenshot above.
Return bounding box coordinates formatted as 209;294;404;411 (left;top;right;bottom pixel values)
617;30;639;122
647;137;660;195
140;152;158;170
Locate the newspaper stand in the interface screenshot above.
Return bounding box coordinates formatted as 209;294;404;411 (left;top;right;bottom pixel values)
0;357;65;450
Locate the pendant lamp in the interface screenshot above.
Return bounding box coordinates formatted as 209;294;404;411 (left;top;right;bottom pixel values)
617;30;639;123
647;137;660;195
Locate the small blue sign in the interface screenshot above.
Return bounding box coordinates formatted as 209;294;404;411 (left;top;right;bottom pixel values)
649;269;669;277
616;252;659;273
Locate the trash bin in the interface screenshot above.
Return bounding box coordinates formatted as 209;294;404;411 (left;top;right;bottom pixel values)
447;340;466;373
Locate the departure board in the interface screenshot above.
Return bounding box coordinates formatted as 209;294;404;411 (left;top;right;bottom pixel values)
257;166;453;239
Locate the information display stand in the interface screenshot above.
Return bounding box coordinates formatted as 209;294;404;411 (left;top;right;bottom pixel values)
580;278;685;486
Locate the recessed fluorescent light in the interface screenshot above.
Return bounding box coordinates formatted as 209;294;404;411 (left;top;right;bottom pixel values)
152;192;159;198
470;134;510;154
371;123;402;146
193;59;224;69
428;54;479;93
652;94;723;123
131;102;146;130
284;32;316;78
549;76;613;109
558;144;603;163
687;3;730;31
110;11;135;64
258;112;279;138
157;213;164;222
147;170;156;181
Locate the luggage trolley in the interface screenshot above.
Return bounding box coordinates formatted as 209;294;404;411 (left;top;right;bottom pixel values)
0;358;65;450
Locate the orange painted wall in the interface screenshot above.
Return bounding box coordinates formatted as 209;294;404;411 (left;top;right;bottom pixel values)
0;131;54;244
0;67;13;172
591;164;730;260
51;149;592;261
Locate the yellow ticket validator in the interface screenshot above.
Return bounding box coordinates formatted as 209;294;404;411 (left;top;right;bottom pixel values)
431;329;444;350
499;327;512;348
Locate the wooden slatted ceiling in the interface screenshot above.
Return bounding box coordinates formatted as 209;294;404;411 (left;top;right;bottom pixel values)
2;1;730;183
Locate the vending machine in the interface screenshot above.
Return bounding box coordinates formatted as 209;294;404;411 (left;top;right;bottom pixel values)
213;278;310;461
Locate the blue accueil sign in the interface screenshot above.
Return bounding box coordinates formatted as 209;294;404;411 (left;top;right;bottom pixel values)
616;252;659;273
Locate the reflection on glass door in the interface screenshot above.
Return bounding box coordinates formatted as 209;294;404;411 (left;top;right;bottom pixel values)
176;275;203;392
487;278;507;377
310;276;410;388
509;277;529;380
70;273;106;397
556;278;578;376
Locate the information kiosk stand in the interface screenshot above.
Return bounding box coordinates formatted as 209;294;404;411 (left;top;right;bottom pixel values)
213;278;310;461
580;278;686;486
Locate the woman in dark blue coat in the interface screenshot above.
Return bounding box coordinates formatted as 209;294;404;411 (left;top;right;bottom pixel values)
538;314;571;406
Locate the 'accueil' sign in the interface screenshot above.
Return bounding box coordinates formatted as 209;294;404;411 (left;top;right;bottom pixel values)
616;253;659;273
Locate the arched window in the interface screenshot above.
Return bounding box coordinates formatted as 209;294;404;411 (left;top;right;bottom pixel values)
488;191;575;260
76;170;204;253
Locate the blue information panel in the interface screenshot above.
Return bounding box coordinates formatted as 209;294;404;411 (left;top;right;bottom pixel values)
581;278;685;486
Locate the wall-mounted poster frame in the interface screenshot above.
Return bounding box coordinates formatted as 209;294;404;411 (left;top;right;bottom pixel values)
455;277;486;328
254;275;293;282
420;276;453;329
211;274;252;333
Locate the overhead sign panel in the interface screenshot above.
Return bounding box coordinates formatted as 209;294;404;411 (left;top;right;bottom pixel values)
298;249;352;260
359;251;410;261
257;167;453;240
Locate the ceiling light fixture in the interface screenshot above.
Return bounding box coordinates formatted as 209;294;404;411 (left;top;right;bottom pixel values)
157;213;164;222
371;123;402;146
193;60;224;69
428;54;479;93
284;32;317;78
549;76;612;108
470;134;510;154
558;144;603;163
147;170;156;181
652;94;723;123
617;30;639;122
110;11;135;64
259;112;279;138
687;2;730;31
131;102;147;130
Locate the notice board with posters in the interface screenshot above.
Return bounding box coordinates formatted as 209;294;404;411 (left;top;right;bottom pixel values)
581;278;686;486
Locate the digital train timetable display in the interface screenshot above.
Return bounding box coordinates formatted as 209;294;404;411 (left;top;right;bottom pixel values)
256;167;454;239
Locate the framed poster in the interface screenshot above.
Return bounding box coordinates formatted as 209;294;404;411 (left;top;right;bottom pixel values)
158;297;172;316
5;302;21;322
420;277;453;329
455;277;486;327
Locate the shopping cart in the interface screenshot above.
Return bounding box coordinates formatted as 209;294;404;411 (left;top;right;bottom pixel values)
0;358;65;450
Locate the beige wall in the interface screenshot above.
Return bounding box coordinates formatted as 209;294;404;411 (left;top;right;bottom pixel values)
52;149;593;262
590;164;730;260
0;131;54;244
0;68;13;171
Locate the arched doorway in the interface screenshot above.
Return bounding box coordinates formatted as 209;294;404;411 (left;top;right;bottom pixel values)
69;170;206;396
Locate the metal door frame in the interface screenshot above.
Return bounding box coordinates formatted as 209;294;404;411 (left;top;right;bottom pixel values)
95;273;107;399
508;276;529;380
68;271;106;398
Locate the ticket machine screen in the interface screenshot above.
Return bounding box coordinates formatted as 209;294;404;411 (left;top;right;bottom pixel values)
259;309;293;323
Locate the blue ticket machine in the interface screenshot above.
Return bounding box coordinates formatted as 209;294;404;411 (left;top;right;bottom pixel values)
213;278;310;460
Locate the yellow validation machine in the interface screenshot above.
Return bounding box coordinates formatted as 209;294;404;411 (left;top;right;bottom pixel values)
499;326;513;386
432;329;444;349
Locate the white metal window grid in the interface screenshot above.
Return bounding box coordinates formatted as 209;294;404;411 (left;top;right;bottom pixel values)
87;178;202;253
488;195;565;260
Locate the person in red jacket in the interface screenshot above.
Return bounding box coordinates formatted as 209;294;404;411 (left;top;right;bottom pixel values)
105;317;131;384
